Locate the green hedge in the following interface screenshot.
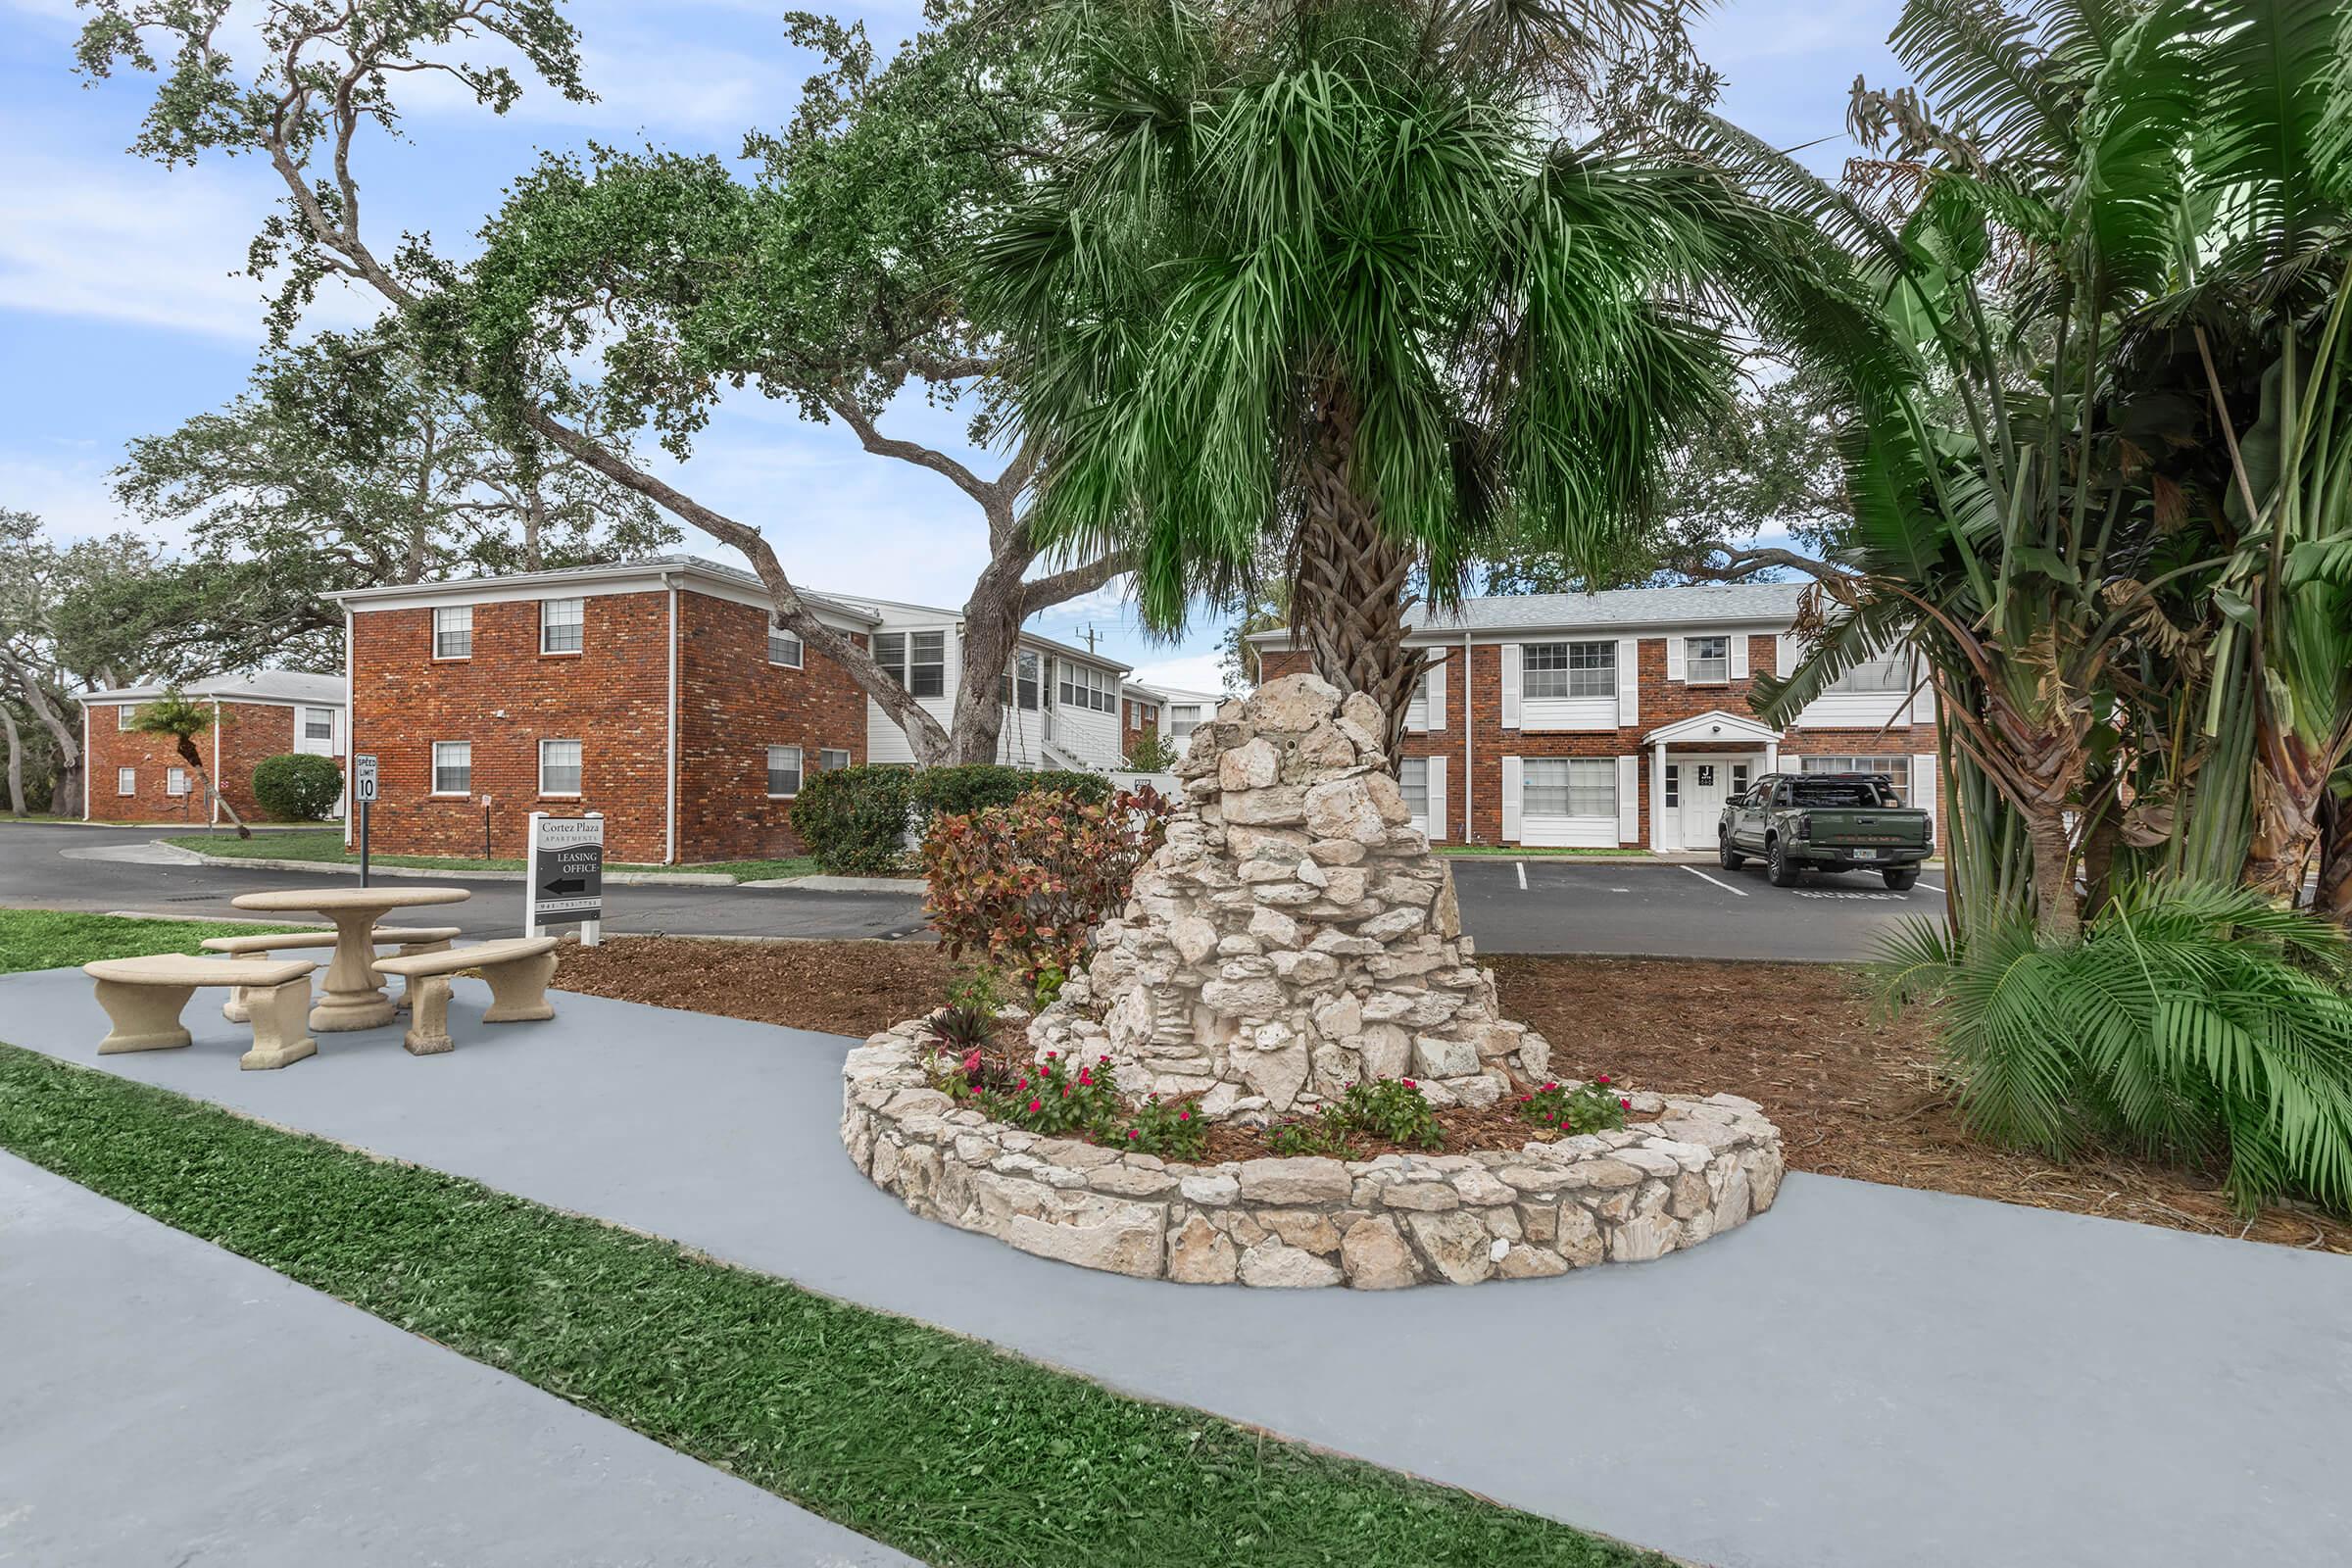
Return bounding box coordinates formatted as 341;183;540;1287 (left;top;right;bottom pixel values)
251;753;344;821
788;763;1117;876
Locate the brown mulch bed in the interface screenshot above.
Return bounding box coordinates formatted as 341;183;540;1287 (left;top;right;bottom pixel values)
1192;1102;1663;1164
553;936;2352;1252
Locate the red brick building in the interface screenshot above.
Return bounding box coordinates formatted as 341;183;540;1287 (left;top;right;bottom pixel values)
1250;583;1939;852
331;560;876;864
79;671;346;825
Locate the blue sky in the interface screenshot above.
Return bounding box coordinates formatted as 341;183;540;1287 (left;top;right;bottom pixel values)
0;0;1899;695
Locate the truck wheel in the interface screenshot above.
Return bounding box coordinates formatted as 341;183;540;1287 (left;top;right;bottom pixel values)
1883;868;1920;892
1718;830;1745;870
1767;838;1802;888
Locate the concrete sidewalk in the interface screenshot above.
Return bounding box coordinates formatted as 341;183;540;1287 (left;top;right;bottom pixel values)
4;964;2347;1568
0;1151;910;1568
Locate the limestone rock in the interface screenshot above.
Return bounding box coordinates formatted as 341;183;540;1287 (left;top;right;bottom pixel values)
1168;1214;1239;1284
1403;1209;1495;1285
1238;1156;1352;1205
1340;1216;1422;1289
1238;1239;1345;1288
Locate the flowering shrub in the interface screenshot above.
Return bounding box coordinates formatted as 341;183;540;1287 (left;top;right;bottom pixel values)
1517;1076;1630;1136
1265;1078;1444;1155
978;1052;1124;1137
922;785;1172;999
1123;1094;1208;1160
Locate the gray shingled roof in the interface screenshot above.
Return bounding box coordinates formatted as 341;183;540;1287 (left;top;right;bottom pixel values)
1246;581;1809;641
80;669;347;707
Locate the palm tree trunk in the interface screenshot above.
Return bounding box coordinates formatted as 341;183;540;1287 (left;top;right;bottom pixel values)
176;735;252;840
1291;382;1423;760
2028;813;2080;943
2317;788;2352;928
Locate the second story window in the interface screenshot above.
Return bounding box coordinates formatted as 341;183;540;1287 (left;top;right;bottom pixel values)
1827;652;1914;694
1687;634;1731;684
433;606;473;660
1000;650;1042;710
117;705;139;730
767;623;804;668
540;598;584;655
873;631;947;698
1524;640;1614;699
1058;662;1116;712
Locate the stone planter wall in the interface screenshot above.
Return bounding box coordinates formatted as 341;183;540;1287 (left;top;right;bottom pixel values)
844;1021;1785;1288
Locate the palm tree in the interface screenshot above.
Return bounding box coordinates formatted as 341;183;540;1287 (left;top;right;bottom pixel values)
972;0;1894;752
131;690;253;839
1728;0;2352;939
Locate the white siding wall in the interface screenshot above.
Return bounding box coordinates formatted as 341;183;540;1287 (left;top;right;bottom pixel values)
861;619;1132;771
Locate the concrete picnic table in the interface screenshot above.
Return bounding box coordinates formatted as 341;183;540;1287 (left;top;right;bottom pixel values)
228;886;472;1032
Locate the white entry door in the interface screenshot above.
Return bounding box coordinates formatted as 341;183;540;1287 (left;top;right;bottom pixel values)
1677;756;1742;849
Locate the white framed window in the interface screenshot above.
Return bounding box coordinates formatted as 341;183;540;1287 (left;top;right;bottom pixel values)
1524;641;1615;700
1686;635;1731;684
116;766;136;796
1800;755;1911;803
1399;757;1430;820
540;598;584;655
302;708;335;742
1732;761;1752;795
431;741;472;796
538;738;582;797
433;606;473;660
116;705;138;731
167;766;190;797
1663;764;1680;808
1826;652;1914;694
767;623;804;668
766;745;804;798
1057;662;1117;713
1523;758;1616;817
873;631;946;698
818;747;852;773
1000;650;1042;710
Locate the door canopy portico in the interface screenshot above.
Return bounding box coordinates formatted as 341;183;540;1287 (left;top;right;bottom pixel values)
1642;710;1782;853
1642;710;1783;750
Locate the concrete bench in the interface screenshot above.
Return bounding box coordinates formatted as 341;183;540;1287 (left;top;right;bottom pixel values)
82;956;319;1071
203;927;463;1021
369;937;560;1056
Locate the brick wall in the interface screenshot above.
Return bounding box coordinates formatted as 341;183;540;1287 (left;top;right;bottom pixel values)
350;594;671;862
83;700;306;824
1120;699;1160;763
673;593;869;861
1257;635;1938;848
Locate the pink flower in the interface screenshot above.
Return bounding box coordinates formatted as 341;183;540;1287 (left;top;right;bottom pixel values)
1126;1129;1140;1141
1027;1100;1042;1113
1620;1097;1632;1109
1597;1074;1611;1086
1544;1082;1557;1092
1177;1111;1191;1122
1017;1077;1030;1090
1401;1079;1418;1090
1099;1054;1111;1064
1046;1052;1058;1059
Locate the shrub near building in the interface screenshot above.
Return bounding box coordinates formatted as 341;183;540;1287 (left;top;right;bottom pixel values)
252;754;344;821
791;763;1118;875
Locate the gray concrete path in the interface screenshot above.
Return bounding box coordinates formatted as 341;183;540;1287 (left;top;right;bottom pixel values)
0;1149;911;1568
4;964;2345;1568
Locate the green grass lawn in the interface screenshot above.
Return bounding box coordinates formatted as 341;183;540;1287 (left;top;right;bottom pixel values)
0;908;314;974
166;828;817;883
0;906;1663;1568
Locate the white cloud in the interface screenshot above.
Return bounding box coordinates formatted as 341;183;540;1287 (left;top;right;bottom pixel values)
0;148;378;341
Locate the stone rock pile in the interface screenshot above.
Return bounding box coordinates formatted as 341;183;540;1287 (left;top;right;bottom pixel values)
1028;672;1546;1121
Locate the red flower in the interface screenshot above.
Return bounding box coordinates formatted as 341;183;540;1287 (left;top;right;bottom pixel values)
1177;1111;1191;1122
1126;1129;1140;1141
1401;1079;1418;1090
1099;1054;1111;1064
1046;1051;1058;1059
1027;1100;1042;1113
1620;1097;1632;1109
1544;1081;1557;1092
1597;1074;1611;1086
1017;1077;1030;1090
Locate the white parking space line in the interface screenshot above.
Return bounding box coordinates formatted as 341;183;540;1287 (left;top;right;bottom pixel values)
1917;878;1946;892
1680;865;1748;898
1516;861;1528;891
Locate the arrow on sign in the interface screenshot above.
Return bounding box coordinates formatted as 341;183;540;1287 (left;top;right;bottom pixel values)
542;877;589;897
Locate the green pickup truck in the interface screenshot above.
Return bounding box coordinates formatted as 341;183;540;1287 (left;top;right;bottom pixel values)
1717;771;1934;891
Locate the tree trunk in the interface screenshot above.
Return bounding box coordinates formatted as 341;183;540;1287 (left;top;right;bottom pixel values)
1;704;24;817
176;734;252;840
1290;382;1424;761
14;672;80;822
523;484;545;573
2028;812;2080;944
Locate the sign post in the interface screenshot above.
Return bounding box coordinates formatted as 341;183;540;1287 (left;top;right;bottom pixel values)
525;810;605;947
351;754;378;888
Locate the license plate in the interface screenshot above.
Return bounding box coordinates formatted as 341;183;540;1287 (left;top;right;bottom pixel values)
1849;849;1880;860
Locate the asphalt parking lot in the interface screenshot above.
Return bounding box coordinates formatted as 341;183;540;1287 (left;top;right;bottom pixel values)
1446;854;1947;961
1;825;1941;961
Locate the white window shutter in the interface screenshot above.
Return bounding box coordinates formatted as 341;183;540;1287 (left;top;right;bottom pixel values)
1427;756;1447;844
1731;633;1750;680
1500;755;1523;842
1913;752;1937;822
1500;644;1523;729
1615;754;1640;843
1615;635;1640;726
1777;632;1800;678
1666;636;1687;683
1427;657;1446;732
